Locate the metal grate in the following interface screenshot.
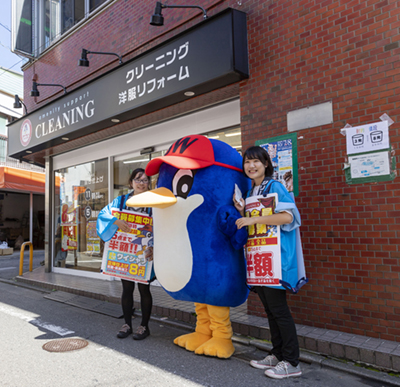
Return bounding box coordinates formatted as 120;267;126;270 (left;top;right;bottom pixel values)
42;338;89;353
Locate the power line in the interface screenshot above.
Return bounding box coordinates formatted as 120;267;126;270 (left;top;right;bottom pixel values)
0;20;25;76
0;59;24;78
0;22;11;32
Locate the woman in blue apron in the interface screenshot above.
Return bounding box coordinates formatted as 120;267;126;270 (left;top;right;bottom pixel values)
234;146;302;380
97;168;153;340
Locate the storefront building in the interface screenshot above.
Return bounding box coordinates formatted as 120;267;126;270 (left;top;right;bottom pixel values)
9;0;400;343
0;67;45;249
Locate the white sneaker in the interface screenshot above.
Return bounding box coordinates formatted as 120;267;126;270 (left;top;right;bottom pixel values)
265;360;302;379
250;354;279;369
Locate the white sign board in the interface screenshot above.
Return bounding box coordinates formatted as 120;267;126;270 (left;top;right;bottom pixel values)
245;193;282;287
349;151;390;178
346;121;389;155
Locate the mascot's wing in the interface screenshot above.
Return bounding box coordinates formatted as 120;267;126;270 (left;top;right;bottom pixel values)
217;205;248;250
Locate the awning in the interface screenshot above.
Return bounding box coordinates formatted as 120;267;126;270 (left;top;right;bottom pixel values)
0;166;45;194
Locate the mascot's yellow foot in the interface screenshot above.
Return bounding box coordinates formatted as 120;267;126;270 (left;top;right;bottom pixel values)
194;337;235;359
173;332;212;352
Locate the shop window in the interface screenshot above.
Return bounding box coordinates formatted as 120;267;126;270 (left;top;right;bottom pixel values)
113;130;241;201
113;151;166;199
54;158;108;272
205;127;242;154
12;0;111;57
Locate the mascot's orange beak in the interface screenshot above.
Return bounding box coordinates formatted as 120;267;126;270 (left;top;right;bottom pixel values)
126;187;177;209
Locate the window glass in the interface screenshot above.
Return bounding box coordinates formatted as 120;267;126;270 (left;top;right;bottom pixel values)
205;127;242;154
54;158;108;272
113;155;150;199
30;0;111;55
62;0;84;34
113;150;167;199
89;0;107;13
0;139;7;163
0;117;7;136
43;0;60;50
12;0;33;55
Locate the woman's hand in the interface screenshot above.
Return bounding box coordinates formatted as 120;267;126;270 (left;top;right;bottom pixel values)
235;217;255;229
232;193;245;216
114;219;131;233
236;212;293;229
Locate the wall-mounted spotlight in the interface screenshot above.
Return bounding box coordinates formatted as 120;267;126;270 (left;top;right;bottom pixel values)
78;48;123;67
30;81;67;97
13;95;28;114
150;2;208;26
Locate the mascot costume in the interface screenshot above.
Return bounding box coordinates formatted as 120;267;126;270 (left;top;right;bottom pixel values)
126;134;250;358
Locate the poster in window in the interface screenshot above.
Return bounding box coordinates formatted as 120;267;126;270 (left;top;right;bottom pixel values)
60;203;78;251
86;220;100;254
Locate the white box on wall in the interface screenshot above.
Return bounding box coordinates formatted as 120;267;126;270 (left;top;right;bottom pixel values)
287;101;333;132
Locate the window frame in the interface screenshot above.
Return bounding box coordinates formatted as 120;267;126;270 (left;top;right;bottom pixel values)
13;0;114;58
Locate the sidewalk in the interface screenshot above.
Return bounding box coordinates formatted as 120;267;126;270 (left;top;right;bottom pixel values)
14;264;400;378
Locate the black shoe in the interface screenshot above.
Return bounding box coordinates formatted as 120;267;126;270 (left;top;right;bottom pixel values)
117;324;132;339
132;325;150;340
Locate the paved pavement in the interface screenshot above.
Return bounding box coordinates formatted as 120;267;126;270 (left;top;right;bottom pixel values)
5;250;400;385
1;280;391;387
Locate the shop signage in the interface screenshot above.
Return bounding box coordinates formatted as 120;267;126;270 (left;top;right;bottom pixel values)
8;8;248;161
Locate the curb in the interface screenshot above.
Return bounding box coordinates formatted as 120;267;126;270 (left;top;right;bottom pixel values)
11;275;400;381
150;315;400;387
241;338;400;387
3;278;400;386
0;278;51;293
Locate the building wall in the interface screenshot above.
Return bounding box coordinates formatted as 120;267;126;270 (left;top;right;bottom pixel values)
240;0;400;342
21;0;400;341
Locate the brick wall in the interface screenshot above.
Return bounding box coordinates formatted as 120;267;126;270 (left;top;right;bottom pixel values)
240;0;400;342
22;0;217;110
23;0;400;341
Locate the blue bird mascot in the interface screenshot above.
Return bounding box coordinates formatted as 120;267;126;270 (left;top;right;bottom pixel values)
126;134;250;358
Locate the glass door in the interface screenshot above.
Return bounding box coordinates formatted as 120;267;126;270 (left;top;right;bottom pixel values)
113;150;167;198
54;158;108;272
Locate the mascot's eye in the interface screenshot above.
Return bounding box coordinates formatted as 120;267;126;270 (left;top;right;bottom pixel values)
172;169;195;198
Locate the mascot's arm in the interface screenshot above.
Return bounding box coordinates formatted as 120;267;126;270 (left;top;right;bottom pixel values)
217;205;248;250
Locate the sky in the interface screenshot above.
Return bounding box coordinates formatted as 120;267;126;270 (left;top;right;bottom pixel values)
0;0;25;74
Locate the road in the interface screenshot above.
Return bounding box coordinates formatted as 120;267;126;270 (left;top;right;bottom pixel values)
0;249;44;279
0;281;391;387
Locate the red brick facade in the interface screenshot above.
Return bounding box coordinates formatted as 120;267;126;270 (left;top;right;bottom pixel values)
22;0;400;341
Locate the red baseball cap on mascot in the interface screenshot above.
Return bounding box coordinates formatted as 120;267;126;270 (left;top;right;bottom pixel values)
145;134;242;176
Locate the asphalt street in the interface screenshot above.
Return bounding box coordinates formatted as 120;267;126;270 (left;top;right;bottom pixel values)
0;249;44;280
0;281;390;387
